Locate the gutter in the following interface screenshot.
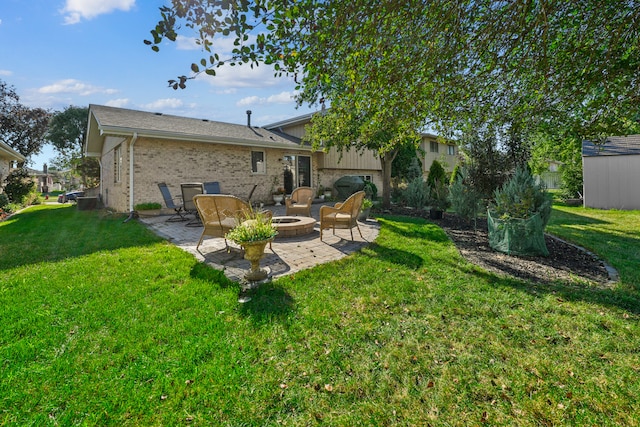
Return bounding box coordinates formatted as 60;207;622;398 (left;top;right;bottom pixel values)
124;132;138;222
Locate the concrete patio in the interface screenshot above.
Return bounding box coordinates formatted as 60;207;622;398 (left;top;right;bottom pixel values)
138;202;380;283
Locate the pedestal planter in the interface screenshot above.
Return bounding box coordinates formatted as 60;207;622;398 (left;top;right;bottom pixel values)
358;207;371;222
241;239;274;281
273;194;284;206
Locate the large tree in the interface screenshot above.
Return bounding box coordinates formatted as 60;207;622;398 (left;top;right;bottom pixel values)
0;79;50;162
147;1;640;205
47;106;99;188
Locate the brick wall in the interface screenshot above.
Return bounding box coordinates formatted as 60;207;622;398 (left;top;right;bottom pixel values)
100;136;322;212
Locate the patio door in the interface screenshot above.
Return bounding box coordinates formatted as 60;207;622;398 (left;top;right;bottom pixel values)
283;155;312;189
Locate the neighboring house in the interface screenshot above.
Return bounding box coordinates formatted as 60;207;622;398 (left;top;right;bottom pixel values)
264;114;456;186
27;166;55;193
536;160;562;189
0;140;25;194
582;135;640;210
419;133;458;176
84;105;456;213
28;166;78;193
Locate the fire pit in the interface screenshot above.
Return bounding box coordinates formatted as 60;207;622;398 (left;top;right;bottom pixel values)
272;216;316;237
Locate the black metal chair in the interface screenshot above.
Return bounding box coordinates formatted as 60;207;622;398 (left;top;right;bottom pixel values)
203;181;221;194
181;182;204;226
157;183;186;222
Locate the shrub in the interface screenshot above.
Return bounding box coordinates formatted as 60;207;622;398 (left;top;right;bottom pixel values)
0;193;8;210
449;167;484;226
405;177;430;209
426;160;446;189
490;166;552;224
135;202;162;211
429;179;451;212
3;169;36;205
560;160;583;199
449;163;463;185
363;181;378;200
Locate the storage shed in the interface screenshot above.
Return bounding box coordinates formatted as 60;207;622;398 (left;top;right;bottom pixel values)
582;135;640;210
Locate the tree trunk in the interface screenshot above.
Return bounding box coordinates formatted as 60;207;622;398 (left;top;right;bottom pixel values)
380;149;398;209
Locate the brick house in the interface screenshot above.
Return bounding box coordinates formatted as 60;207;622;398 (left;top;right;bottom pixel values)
85;105;456;213
0;140;25;194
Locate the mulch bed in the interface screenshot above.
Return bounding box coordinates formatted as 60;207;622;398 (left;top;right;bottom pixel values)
380;207;612;286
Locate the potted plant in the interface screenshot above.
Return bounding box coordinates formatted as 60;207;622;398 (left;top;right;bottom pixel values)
272;187;285;206
487;166;552;256
358;198;374;221
135;202;162;216
426;160;449;219
225;211;278;282
323;185;332;199
428;180;450;219
270;176;285;205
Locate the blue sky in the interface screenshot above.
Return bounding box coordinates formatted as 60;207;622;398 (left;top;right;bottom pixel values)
0;0;316;168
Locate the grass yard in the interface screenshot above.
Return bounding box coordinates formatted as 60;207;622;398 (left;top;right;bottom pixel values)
1;204;639;426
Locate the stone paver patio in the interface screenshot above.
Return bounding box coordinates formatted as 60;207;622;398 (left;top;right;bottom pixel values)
139;202;380;283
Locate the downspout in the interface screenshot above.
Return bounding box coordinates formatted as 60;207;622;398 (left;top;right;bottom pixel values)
124;132;138;222
98;158;103;205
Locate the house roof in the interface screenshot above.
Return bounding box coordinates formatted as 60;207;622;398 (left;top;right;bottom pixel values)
583;135;640;157
264;111;317;131
85;104;307;156
0;140;26;162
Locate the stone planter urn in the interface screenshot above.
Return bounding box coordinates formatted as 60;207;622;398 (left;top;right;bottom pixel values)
358;207;371;222
273;194;284;206
241;238;274;281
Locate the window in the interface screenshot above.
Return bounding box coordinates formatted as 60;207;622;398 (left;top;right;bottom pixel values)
114;144;122;183
447;145;456;156
358;175;372;182
251;151;265;174
430;141;439;153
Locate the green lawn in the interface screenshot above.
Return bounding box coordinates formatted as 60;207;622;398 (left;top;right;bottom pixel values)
1;204;639;426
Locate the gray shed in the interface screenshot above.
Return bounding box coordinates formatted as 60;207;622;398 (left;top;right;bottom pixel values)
582;135;640;210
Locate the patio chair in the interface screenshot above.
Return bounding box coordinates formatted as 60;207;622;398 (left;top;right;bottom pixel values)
157;182;186;222
319;190;366;241
193;194;273;250
203;181;221;194
285;186;314;217
181;182;204;226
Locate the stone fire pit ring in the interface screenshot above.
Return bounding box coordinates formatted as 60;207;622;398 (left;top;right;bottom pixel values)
272;216;316;237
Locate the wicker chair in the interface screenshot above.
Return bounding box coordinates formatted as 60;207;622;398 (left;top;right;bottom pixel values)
285;186;314;216
193;194;273;250
319;191;366;241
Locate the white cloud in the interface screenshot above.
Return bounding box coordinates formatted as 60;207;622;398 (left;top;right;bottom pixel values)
62;0;135;25
237;91;297;107
105;98;130;108
196;63;288;89
140;98;184;110
176;36;200;51
37;79;118;96
236;96;261;107
0;69;12;76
